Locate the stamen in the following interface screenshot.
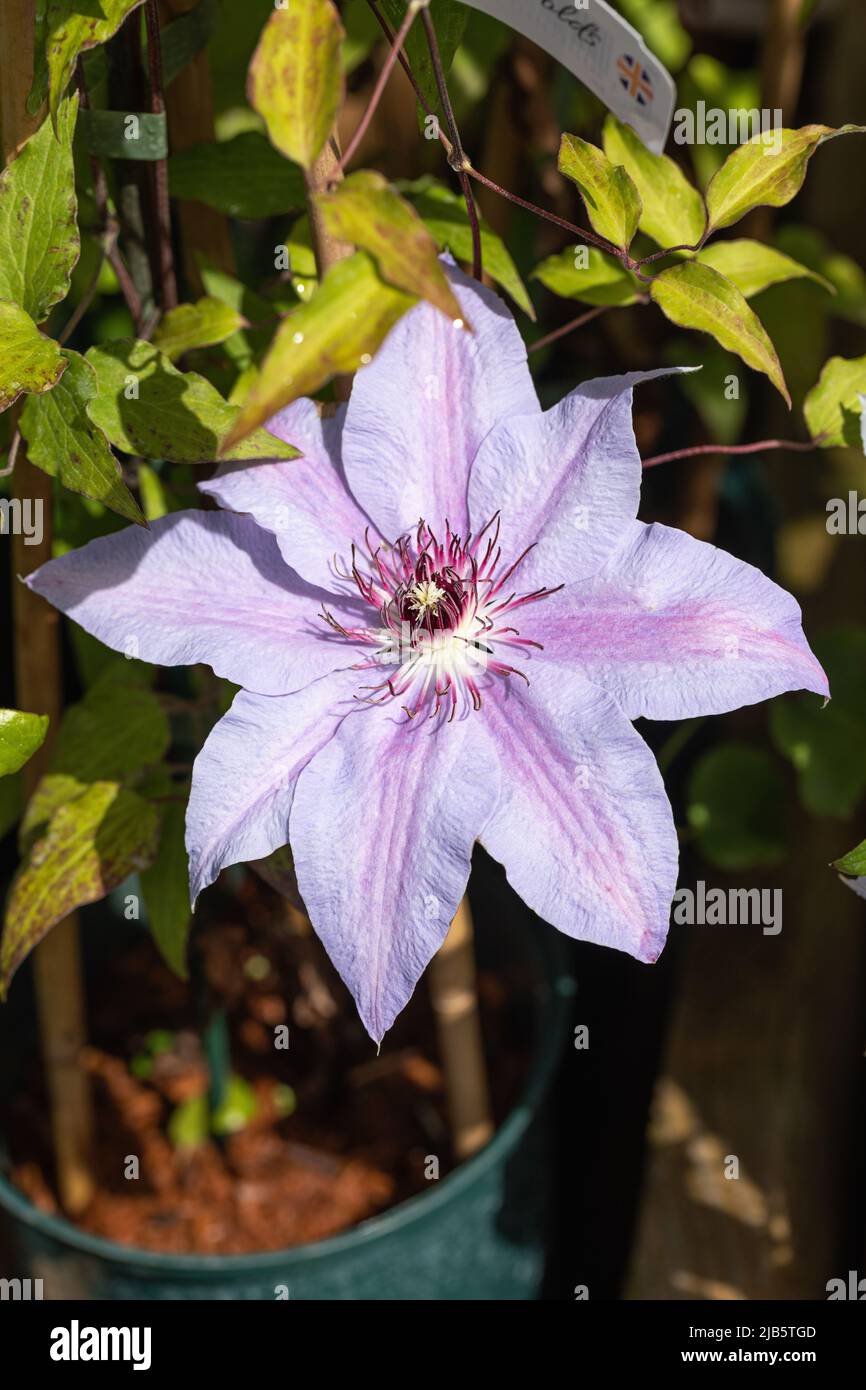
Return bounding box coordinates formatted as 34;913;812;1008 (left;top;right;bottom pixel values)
319;515;556;723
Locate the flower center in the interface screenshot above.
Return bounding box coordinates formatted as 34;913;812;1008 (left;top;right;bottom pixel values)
322;517;559;721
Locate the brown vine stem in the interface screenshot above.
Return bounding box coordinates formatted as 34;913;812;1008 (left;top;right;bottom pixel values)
365;0;621;264
75;60;144;331
338;0;429;175
366;0;455;156
144;0;177;312
642;438;819;469
528;304;612;354
465;164;620;257
420;6;483;280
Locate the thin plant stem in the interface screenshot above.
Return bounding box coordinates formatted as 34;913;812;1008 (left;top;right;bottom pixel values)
528;303;613;354
338;0;430;175
465;164;619;257
144;0;177;312
420;6;482;279
75;59;143;330
366;0;454;156
59;238;110;345
642;437;819;469
365;0;622;268
0;428;22;478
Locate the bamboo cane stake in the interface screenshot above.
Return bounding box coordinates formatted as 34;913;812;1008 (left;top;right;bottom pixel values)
428;896;494;1160
2;0;95;1216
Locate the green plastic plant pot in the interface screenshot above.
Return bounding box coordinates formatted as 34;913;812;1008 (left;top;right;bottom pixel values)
0;918;572;1301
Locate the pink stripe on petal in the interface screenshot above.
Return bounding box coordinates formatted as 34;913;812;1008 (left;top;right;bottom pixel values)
531;522;829;720
477;664;679;962
290;702;500;1041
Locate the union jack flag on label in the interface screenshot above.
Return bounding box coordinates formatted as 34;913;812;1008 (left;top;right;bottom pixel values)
453;1;675;152
617;54;654;107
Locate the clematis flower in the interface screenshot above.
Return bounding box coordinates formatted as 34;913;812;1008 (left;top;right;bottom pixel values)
28;267;828;1041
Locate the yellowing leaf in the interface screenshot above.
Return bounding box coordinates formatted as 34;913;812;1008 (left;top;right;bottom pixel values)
0;711;49;779
650;261;789;405
33;0;145;130
602;115;706;249
558;133;642;251
705;125;866;233
804;354;866;448
532;246;641;306
697;239;833;300
19;349;145;524
21;667;170;841
222;251;415;451
0;93;79;323
85;339;299;463
316;172;465;323
0;301;66;412
1;782;160;997
403;178;534;318
248;0;344;171
153;297;247;361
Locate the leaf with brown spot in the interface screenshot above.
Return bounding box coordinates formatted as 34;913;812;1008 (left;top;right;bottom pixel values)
221;251;415;452
0;301;66;413
1;782;160;998
0;94;79;323
316;172;466;324
248;0;344;171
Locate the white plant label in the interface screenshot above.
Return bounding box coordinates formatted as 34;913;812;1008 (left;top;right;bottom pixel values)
454;1;676;152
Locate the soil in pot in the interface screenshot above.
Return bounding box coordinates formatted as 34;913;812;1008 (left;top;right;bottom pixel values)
5;872;534;1256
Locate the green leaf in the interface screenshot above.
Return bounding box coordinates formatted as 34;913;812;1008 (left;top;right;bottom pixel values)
248;0;344;170
696;239;833;300
705;125;866;233
161;0;220;88
1;782;160;997
687;743;789;871
222;251;415;450
557;133;642;251
602;115;706;249
776;225;866;328
168;1075;258;1149
153;297;247;361
532;245;641;307
804;353;866;448
0;301;66;412
834;838;866;877
85;339;299;462
380;0;468;127
167;132;306;219
19;349;144;524
770;627;866;818
0;93;79;323
771;701;866;819
0;711;49;778
663;337;748;446
403;178;534;318
31;0;145;130
141;800;191;980
316;171;465;322
649;261;790;406
22;665;169;839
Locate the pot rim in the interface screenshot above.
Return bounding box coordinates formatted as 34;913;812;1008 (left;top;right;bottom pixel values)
0;922;573;1275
